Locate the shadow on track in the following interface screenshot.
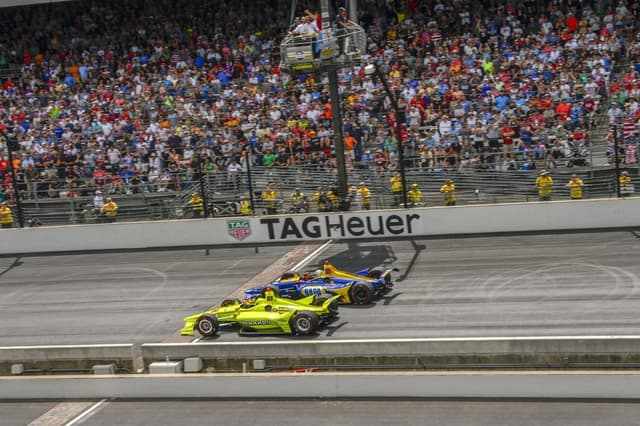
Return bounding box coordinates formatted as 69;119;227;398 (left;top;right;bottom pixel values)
318;242;398;272
0;256;23;278
396;239;426;282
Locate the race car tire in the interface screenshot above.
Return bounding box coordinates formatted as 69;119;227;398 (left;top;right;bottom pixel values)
291;311;320;335
196;314;219;337
349;281;374;304
261;286;280;298
220;298;241;307
367;267;385;279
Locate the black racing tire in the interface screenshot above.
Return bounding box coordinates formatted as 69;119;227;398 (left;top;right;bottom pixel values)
367;267;385;279
261;286;280;298
220;298;241;307
349;281;374;304
196;314;219;337
290;311;320;335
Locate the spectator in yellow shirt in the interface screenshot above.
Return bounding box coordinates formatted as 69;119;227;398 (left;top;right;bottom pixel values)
263;182;278;215
187;192;204;218
535;170;553;201
390;172;403;206
440;179;456;206
407;183;423;206
565;174;584;200
357;182;371;210
0;202;14;228
620;171;633;197
100;197;119;222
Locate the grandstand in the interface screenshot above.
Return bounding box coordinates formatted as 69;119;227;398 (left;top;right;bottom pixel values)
0;0;637;226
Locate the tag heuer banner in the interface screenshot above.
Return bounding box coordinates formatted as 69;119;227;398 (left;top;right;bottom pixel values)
227;219;252;241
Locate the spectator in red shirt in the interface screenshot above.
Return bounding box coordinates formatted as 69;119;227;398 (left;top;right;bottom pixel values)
501;124;515;155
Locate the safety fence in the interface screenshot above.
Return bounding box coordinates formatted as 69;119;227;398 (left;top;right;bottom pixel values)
4;165;637;227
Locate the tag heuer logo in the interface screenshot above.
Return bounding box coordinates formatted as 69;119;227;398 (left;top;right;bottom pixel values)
227;220;251;241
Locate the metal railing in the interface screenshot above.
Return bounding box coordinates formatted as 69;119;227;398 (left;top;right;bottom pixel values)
280;25;366;74
3;164;635;227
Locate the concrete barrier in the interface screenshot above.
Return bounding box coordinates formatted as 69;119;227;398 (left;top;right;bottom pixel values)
0;344;136;375
3;372;640;399
2;198;639;256
142;336;640;372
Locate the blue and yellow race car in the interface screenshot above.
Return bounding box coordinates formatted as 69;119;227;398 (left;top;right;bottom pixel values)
244;261;396;305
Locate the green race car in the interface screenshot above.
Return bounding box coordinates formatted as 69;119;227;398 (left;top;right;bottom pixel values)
181;289;339;337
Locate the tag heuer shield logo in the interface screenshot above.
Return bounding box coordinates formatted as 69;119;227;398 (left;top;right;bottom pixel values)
227;220;251;241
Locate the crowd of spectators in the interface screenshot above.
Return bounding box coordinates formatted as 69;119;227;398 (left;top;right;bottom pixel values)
0;0;638;207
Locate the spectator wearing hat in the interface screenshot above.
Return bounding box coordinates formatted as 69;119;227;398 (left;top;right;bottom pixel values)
290;188;306;212
100;197;119;222
440;179;456;206
356;181;372;210
334;7;356;55
535;170;554;201
620;171;634;197
408;183;423;207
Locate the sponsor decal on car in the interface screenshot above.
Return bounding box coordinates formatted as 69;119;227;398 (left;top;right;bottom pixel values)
240;320;271;326
227;219;251;241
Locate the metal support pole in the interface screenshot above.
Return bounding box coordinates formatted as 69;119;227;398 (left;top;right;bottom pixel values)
198;155;209;218
348;0;358;24
373;64;408;208
244;147;256;214
614;123;621;198
1;130;24;227
328;68;349;200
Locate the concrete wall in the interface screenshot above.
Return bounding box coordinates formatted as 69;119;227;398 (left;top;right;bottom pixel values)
2;198;639;255
3;372;640;399
0;344;135;375
141;337;640;372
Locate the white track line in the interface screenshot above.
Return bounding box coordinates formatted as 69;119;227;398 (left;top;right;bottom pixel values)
292;239;333;270
192;240;333;343
64;399;108;426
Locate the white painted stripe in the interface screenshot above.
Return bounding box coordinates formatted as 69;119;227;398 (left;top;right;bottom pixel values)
192;336;203;343
169;335;640;347
292;239;333;270
28;402;93;426
64;399;108;426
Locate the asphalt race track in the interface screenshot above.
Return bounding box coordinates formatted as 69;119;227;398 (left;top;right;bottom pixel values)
1;231;640;346
0;246;293;346
5;399;640;426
